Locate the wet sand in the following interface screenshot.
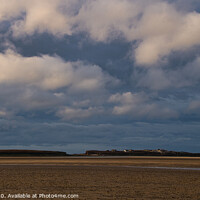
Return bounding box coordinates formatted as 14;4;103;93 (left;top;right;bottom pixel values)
0;156;200;168
0;157;200;200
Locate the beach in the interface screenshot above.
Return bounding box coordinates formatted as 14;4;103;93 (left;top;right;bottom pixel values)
0;157;200;200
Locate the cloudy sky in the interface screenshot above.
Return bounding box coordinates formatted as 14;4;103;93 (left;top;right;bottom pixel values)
0;0;200;153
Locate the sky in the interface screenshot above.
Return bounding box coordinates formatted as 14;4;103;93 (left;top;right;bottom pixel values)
0;0;200;153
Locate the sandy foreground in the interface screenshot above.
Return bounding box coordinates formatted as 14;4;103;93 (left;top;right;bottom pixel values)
0;157;200;200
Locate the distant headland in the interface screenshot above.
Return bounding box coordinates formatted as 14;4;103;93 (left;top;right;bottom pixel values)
82;149;200;157
0;150;67;157
0;149;199;157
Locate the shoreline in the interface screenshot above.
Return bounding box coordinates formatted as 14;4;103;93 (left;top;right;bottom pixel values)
0;156;200;168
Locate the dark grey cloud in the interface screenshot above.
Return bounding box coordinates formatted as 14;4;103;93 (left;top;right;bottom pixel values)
169;0;200;12
0;119;200;153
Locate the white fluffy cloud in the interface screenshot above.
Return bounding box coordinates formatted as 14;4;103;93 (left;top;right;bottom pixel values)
0;50;114;91
0;0;73;37
0;0;200;65
134;10;200;65
109;92;178;119
74;0;141;42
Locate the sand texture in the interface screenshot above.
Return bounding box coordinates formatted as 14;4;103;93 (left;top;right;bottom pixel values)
0;157;200;200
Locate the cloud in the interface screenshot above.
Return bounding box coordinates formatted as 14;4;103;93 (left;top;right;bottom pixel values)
135;11;200;65
135;68;171;90
0;50;115;91
1;119;200;153
188;101;200;110
133;55;200;90
109;92;178;119
12;0;73;37
74;0;141;42
187;100;200;115
0;0;73;37
57;106;103;121
0;109;13;119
